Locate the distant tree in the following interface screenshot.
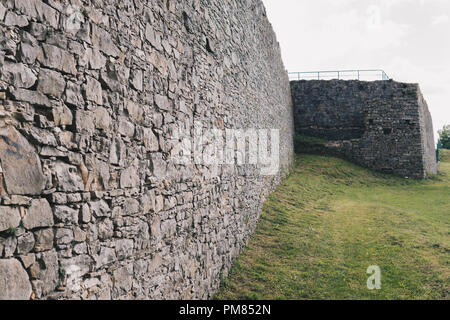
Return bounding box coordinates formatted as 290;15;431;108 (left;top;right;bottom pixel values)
438;125;450;149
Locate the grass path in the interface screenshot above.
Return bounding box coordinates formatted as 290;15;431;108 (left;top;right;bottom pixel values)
216;152;450;300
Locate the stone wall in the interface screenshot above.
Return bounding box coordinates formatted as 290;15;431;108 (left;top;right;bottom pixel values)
0;0;294;299
291;80;437;178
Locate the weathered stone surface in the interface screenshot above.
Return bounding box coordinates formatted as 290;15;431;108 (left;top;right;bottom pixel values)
143;128;159;152
95;246;116;269
84;76;103;105
87;47;106;70
37;68;65;98
154;94;170;111
120;166;139;189
118;117;135;137
10;88;51;107
115;239;133;260
14;0;59;29
0;258;32;299
75;110;95;134
19;32;40;64
0;126;45;195
73;226;86;243
17;232;35;254
0;206;21;232
91;24;120;57
1;236;17;257
130;69;143;91
4;11;28;27
38;44;77;75
65;81;85;107
19;253;35;269
97;219;113;240
94;107;110;131
52;104;73;126
29;249;58;297
33;228;54;252
80;203;91;224
29;127;57;146
124;99;142;122
150;153;167;179
0;3;6;21
54;162;84;192
1;62;37;88
55;228;73;245
113;264;133;295
23;198;54;229
145;24;163;51
59;254;92;290
54;205;79;224
90;200;110;218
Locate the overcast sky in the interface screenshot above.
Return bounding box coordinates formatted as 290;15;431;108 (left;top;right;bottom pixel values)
262;0;450;140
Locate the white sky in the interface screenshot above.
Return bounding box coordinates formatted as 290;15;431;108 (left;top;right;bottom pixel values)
262;0;450;140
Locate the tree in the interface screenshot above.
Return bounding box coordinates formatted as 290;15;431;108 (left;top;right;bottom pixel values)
438;125;450;149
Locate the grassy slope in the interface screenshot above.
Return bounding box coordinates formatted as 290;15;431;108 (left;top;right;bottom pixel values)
440;149;450;163
216;154;450;300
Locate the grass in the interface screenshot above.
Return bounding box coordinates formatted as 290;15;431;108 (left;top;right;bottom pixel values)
294;134;329;146
440;149;450;163
294;134;329;155
215;153;450;300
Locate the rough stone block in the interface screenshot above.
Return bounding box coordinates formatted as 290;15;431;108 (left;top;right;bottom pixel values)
33;228;54;252
17;232;35;254
52;104;73;126
65;81;85;108
37;68;66;98
0;206;21;232
10;88;51;108
38;44;77;75
0;3;6;21
1;62;37;88
84;76;103;105
0;126;45;195
54;205;79;225
4;11;28;27
0;258;32;299
54;162;84;192
91;24;120;57
23;198;54;229
29;249;58;296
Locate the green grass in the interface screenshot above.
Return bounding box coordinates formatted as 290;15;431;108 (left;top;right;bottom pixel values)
440;149;450;163
216;154;450;300
294;134;329;146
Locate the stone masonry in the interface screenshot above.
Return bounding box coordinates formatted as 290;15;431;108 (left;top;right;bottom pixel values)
291;80;437;178
0;0;294;299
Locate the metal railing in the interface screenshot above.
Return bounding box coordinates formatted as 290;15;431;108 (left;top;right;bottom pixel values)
288;69;390;81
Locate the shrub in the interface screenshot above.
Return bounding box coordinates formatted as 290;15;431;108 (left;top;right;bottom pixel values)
438;125;450;149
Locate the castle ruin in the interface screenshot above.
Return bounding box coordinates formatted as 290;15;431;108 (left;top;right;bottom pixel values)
0;0;436;300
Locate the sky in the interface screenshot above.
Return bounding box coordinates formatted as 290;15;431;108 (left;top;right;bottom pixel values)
262;0;450;140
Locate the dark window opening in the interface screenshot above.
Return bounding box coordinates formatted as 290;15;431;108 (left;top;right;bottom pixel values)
383;128;392;135
368;119;374;125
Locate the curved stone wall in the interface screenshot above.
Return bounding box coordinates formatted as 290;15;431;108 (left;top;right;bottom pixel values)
0;0;294;299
